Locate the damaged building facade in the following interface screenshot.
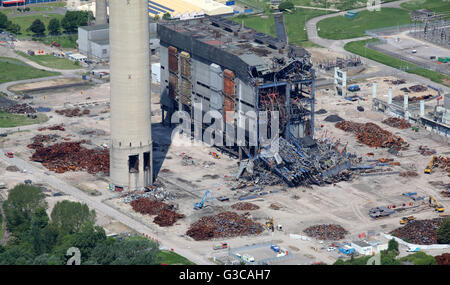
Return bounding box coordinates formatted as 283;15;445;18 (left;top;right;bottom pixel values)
158;17;316;160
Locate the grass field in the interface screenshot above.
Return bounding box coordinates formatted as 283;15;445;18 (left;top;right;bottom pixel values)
344;39;450;86
231;8;327;47
156;250;196;265
236;0;398;10
38;34;78;49
0;57;60;84
317;8;412;40
9;14;64;38
16;51;79;70
0;110;48;128
401;0;450;13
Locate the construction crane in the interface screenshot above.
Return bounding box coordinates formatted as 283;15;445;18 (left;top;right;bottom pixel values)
194;190;214;210
429;195;445;212
424;156;436;174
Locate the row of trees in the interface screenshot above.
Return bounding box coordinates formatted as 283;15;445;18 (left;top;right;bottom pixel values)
0;184;160;265
0;12;21;34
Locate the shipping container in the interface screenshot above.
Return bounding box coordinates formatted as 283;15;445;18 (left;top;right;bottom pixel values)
180;51;191;78
168;46;178;73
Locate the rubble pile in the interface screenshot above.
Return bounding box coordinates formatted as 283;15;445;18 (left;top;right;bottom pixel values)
409;85;427;92
231;202;260;211
390;218;442;244
29;140;109;174
391;79;406;85
122;185;177;203
2;103;36;114
186;211;264;241
38;124;65;131
429;181;450;190
418;146;436;156
5;165;19;172
55;108;90;117
382;117;411;129
399;171;418;177
335;121;408;150
27;134;60;149
435;253;450;265
153;209;185;227
324;114;344;122
181;154;195;166
435;156;450;173
303;224;348;240
269;203;281;210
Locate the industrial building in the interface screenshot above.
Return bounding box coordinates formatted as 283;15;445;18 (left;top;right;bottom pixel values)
109;0;153;191
158;17;316;160
0;0;57;6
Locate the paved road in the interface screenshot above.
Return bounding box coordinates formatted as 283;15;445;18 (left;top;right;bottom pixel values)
0;151;212;265
305;0;450;93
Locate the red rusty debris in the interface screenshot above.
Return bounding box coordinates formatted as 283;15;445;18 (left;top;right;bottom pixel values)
186;211;264;241
435;253;450;265
335;121;408;150
29;140;109;174
130;198;183;227
382;117;411;129
435;156;450;173
231;202;260;211
303;224;348;240
38;124;65;131
2;103;36;114
269;203;281;210
27;134;59;149
55;108;90;117
418;146;436;156
390;218;443;245
399;171;418;177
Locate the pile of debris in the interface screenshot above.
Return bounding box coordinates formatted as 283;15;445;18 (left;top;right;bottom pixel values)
324;114;344;123
418;146;436;156
435;156;450;173
181;154;195;166
409;85;427;92
27;134;60;149
303;224;348;240
335;121;408;150
29;140;109;174
130;198;183;227
1;103;36;114
5;165;19;172
391;79;406;85
38;124;65;132
435;253;450;265
399;171;418;177
55;108;90;117
390;218;443;245
186;211;264;241
382;117;411;129
231;202;260;211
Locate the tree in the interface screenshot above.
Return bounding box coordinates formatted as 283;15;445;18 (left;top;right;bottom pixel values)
162;13;171;20
278;1;294;12
50;200;96;235
0;12;8;29
47;18;61;35
61;10;93;33
32;253;62;265
0;244;34;265
3;184;47;235
153;15;160;21
7;23;20;34
28;19;46;36
388;238;399;253
29;207;50;255
437;218;450;244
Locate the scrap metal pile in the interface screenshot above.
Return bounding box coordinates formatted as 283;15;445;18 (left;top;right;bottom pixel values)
1;103;36;114
382;117;411;129
55;108;90;117
186;211;264;241
231;202;260;211
38;124;65;131
130;198;184;227
252;136;355;187
434;156;450;173
390;218;443;245
303;224;348;240
418;146;436;155
28;137;109;174
335;121;408;150
435;253;450;265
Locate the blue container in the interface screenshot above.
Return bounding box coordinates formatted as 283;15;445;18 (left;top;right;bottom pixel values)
82;75;87;80
244;8;253;13
226;1;234;5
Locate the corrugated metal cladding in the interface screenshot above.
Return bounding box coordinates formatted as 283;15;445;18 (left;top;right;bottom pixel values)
180;51;191;78
169;73;178;99
209;63;223;92
210;90;223;110
168;46;178;73
239;80;255;106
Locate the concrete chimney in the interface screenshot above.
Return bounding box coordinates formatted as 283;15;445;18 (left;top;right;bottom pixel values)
404;94;408;110
420;100;425;116
372;83;376;99
388;88;392;104
96;0;108;25
109;0;153;191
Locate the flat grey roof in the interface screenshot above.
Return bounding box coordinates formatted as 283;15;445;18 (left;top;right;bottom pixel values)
91;39;109;46
352;241;372;248
79;24;109;32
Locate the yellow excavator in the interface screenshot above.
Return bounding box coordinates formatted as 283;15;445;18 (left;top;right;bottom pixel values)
429;196;445;212
424;156;436;174
266;217;274;232
400;216;416;225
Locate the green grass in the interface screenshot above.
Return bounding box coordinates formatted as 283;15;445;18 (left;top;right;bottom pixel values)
16;51;80;70
9;14;64;38
401;0;450;13
398;252;437;265
38;34;78;49
0;208;3;241
0;57;60;84
317;8;411;40
230;8;328;47
344;38;450;86
156;250;196;265
236;0;398;10
0;110;49;128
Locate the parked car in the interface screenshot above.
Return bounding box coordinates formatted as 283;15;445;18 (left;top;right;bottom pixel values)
327;247;336;252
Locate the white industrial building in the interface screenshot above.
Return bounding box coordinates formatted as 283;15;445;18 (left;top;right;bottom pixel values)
351;240;388;256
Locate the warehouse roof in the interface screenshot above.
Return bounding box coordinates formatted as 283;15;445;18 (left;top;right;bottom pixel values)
79;24;109;32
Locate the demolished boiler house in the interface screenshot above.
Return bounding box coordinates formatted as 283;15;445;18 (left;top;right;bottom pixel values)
158;17;356;187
